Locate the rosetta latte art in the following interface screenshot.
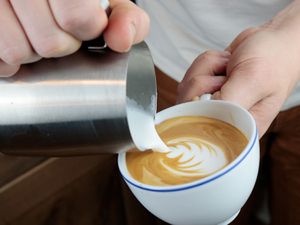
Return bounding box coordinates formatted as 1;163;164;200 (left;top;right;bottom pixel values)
126;116;248;186
166;137;228;177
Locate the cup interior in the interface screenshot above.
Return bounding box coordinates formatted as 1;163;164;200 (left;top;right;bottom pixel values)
118;100;258;192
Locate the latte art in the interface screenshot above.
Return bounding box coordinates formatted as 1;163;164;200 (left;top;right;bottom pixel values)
126;116;248;186
166;137;228;177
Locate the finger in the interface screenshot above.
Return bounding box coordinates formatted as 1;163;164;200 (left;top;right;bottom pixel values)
177;51;229;102
182;50;230;83
10;0;81;58
49;0;108;41
177;75;226;103
104;0;150;52
0;0;38;66
0;60;20;77
226;27;259;52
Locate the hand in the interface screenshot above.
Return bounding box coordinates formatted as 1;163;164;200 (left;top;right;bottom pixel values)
0;0;149;77
178;27;300;137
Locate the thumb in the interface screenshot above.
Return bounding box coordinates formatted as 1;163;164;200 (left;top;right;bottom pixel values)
211;66;273;137
212;66;264;110
104;0;150;52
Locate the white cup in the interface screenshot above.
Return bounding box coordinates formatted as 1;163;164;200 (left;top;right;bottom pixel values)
118;96;260;225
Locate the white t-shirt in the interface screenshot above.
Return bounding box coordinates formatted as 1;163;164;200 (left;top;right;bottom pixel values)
136;0;300;110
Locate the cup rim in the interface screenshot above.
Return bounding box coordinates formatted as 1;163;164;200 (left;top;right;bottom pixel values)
118;100;258;192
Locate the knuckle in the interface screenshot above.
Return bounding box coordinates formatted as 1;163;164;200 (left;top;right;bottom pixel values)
59;12;93;35
35;38;62;58
189;76;204;91
189;76;203;84
34;35;79;58
203;50;215;56
199;50;215;61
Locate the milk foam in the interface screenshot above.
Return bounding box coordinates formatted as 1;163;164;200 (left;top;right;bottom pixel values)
166;137;228;177
127;97;169;152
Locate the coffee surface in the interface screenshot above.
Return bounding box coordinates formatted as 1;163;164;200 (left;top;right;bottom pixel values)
126;116;248;186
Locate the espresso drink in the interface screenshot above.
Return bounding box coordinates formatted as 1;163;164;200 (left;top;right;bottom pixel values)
126;116;248;186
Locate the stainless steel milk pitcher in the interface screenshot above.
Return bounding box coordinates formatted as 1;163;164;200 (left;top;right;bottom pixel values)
0;42;157;156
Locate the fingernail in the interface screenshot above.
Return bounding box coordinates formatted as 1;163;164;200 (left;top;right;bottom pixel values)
192;96;200;101
211;92;221;100
130;22;136;35
125;22;136;52
0;74;13;77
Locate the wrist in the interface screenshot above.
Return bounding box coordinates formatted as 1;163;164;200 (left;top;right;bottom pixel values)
264;1;300;29
263;1;300;81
